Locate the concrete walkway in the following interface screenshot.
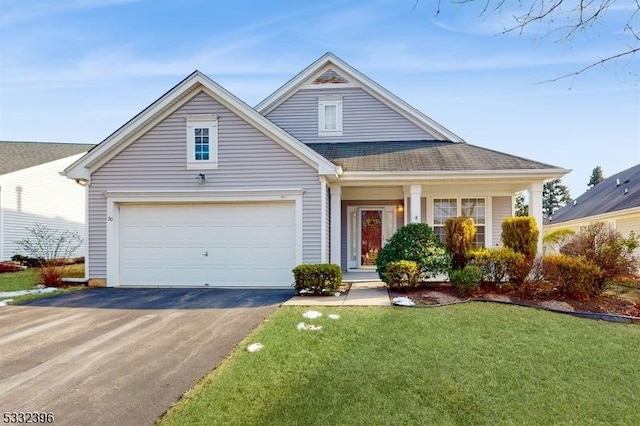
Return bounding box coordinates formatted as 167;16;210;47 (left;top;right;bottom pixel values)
283;281;390;306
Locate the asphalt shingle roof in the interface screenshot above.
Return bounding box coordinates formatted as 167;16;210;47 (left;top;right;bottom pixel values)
306;140;559;172
549;164;640;224
0;141;94;176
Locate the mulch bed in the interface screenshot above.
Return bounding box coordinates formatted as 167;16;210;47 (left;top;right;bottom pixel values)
389;282;640;319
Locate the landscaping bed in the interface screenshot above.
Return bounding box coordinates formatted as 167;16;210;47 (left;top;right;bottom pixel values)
389;282;640;319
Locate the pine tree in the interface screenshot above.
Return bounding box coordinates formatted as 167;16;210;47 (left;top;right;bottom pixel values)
587;166;604;189
543;179;572;219
515;193;528;216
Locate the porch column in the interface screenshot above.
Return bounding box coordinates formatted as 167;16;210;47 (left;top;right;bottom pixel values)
410;184;422;223
330;185;342;266
528;182;544;255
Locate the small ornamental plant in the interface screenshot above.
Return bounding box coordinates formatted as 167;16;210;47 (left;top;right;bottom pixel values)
292;264;342;295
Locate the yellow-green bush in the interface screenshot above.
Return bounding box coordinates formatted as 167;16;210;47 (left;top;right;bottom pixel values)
470;247;525;286
541;254;602;300
385;260;420;289
502;216;539;260
445;216;476;270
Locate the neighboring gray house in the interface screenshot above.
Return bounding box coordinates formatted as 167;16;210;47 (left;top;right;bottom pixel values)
0;141;94;260
64;53;568;288
547;164;640;253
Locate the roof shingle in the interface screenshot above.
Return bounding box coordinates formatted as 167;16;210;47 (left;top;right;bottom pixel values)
306;140;560;172
0;141;94;176
549;164;640;223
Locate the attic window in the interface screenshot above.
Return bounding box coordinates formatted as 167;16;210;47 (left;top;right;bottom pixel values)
318;96;343;137
185;114;218;170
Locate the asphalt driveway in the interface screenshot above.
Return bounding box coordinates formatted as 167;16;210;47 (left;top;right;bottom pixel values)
0;288;293;426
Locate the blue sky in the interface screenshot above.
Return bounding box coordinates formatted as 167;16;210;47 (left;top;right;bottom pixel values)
1;0;638;197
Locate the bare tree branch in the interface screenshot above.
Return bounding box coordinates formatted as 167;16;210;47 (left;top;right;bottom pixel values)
436;0;640;81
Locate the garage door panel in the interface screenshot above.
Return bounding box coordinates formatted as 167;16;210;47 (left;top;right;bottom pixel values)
118;202;295;287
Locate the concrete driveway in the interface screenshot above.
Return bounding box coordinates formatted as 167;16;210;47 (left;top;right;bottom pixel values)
0;288;293;426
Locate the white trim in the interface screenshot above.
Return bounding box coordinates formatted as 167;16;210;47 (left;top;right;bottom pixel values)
430;196;488;248
84;184;89;279
186;114;219;170
346;205;396;270
318;95;343;137
410;184;421;224
486;196;493;248
0;186;3;261
330;185;342;266
339;169;571;182
64;72;340;181
255;53;465;142
104;189;304;287
320;178;328;263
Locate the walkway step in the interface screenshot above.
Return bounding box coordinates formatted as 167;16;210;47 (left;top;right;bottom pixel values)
283;281;390;306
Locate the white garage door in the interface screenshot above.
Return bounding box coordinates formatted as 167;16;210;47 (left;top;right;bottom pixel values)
118;202;295;287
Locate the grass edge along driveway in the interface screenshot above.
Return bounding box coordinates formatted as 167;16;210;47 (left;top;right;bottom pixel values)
159;303;640;426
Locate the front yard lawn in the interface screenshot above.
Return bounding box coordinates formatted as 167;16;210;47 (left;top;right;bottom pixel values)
0;263;84;292
160;304;640;426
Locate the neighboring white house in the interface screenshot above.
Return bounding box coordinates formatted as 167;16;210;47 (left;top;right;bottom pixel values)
0;141;95;261
64;53;569;288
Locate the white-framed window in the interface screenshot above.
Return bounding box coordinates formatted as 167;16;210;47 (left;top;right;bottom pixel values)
185;114;218;170
433;198;457;244
318;96;343;136
433;197;486;248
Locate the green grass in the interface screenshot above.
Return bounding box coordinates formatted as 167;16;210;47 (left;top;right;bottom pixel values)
0;263;84;292
160;304;640;426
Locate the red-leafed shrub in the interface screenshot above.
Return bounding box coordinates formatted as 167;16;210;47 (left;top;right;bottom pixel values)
542;254;602;300
0;262;24;273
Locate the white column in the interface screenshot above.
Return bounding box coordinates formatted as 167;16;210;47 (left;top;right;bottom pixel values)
320;178;328;263
330;185;342;267
528;182;544;255
402;188;409;225
410;184;422;223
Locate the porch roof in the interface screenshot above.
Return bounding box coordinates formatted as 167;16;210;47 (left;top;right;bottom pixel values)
306;140;559;172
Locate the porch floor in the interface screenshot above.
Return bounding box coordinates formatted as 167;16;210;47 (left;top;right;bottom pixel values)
342;271;381;283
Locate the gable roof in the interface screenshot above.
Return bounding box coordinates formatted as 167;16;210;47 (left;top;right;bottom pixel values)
549;164;640;224
307;140;563;172
255;52;464;143
63;71;340;181
0;141;94;176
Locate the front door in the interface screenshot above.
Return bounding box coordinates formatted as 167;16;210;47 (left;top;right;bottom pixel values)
360;209;383;266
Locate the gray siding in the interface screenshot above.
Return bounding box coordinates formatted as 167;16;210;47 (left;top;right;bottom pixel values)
492;196;512;247
266;87;436;144
88;91;321;278
340;200;403;271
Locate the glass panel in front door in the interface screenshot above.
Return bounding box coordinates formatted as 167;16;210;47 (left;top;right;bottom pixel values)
360;210;383;266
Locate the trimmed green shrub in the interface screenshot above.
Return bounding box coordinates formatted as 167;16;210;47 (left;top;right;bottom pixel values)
449;265;483;295
470;247;524;286
292;264;342;295
559;222;640;294
445;216;476;270
385;260;420;289
542;254;602;300
376;223;450;283
502;216;539;260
